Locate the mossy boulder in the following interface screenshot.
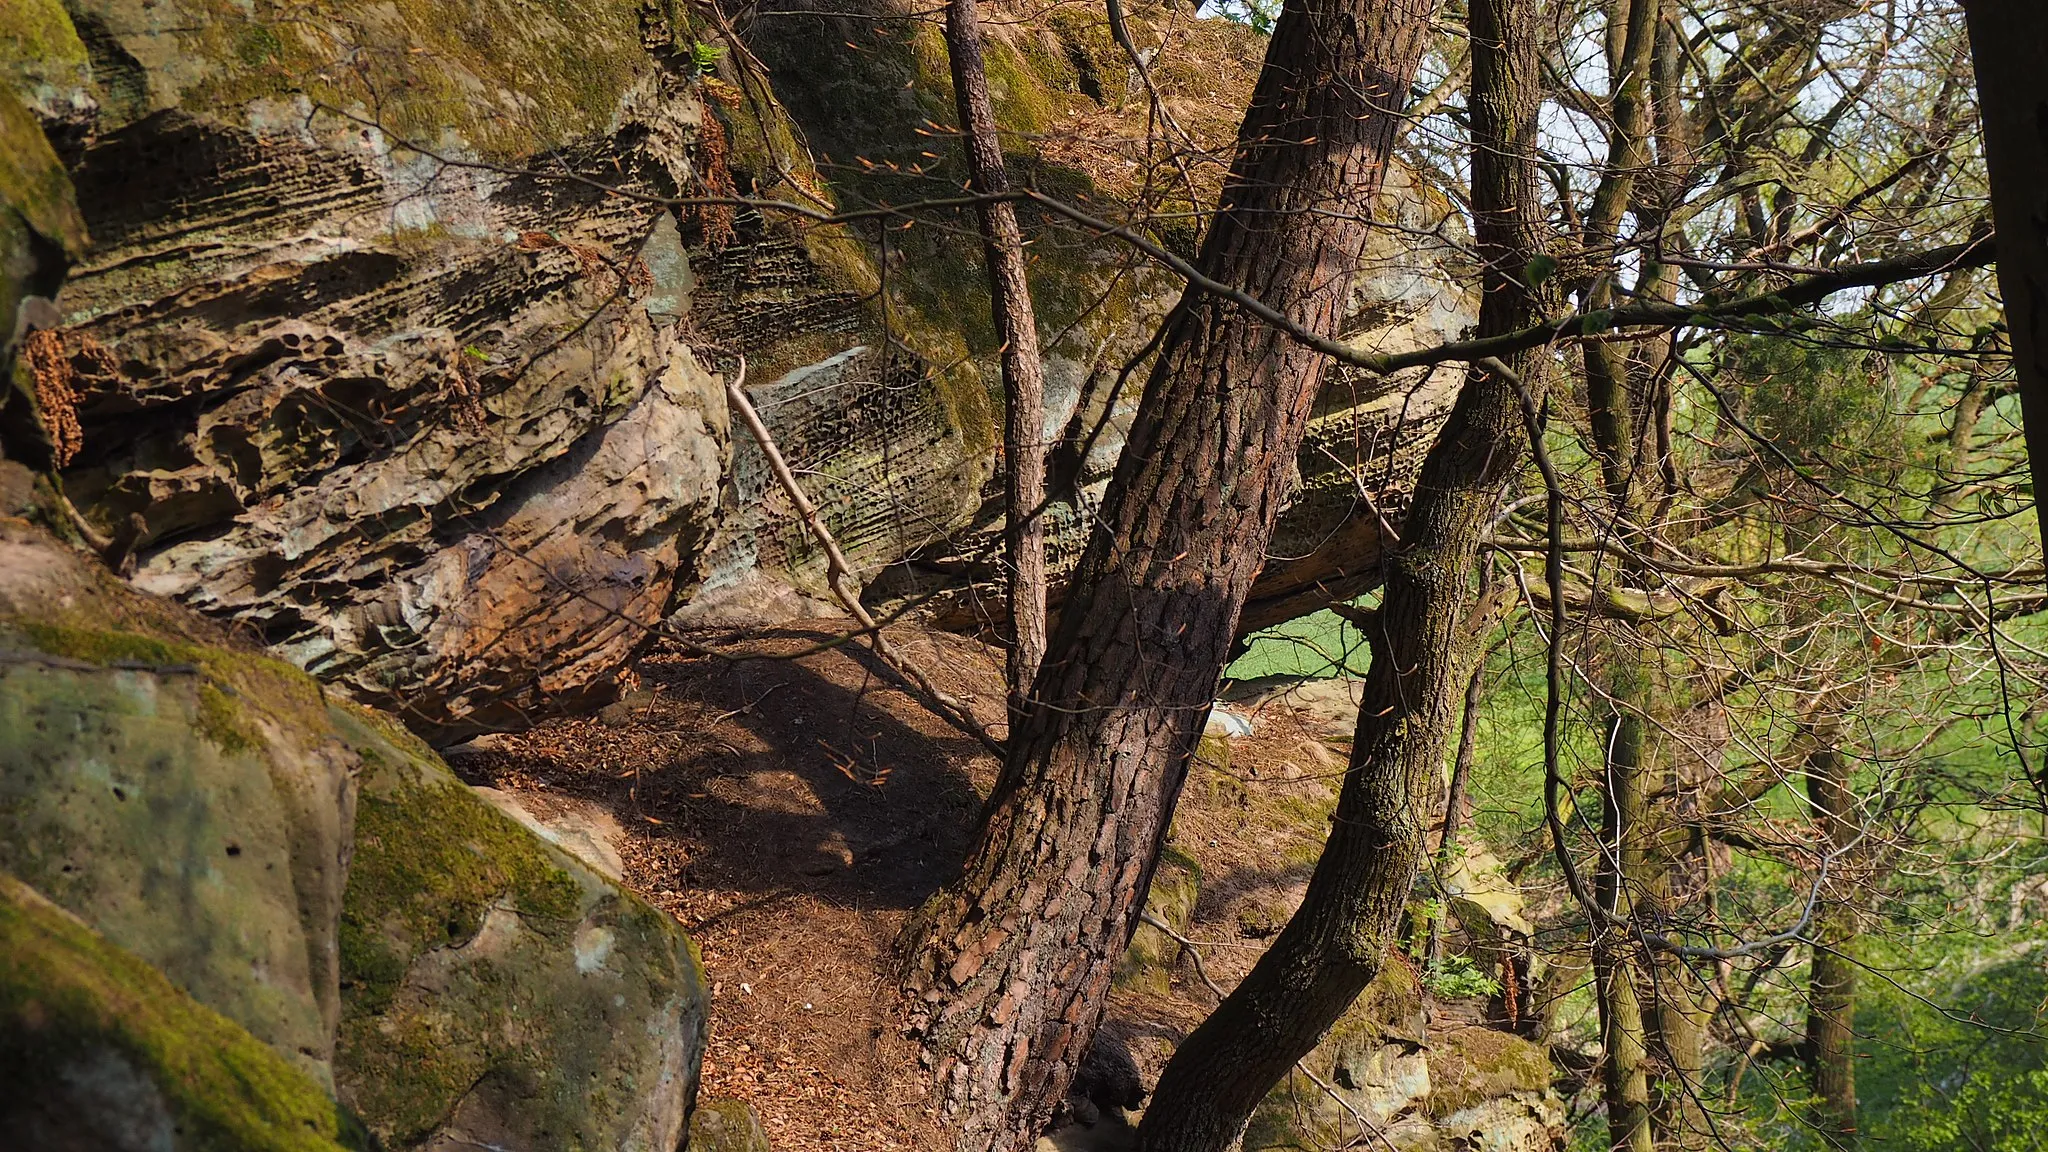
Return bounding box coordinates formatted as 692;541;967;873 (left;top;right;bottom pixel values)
46;0;662;158
1426;1027;1563;1152
1114;843;1201;995
1423;1027;1553;1119
0;518;713;1148
1243;958;1432;1152
0;517;357;1089
0;870;369;1151
0;0;93;131
688;1097;773;1152
333;707;709;1151
0;57;83;258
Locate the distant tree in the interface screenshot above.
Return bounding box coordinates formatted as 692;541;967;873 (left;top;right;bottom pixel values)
944;0;1049;717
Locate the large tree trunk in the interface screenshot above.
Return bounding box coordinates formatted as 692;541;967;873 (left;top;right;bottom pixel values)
898;0;1438;1147
1959;1;2048;555
1806;747;1860;1149
1134;0;1549;1145
946;0;1048;711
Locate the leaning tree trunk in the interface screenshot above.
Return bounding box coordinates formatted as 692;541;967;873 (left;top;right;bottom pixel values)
896;0;1438;1147
1959;0;2048;555
1805;747;1860;1149
946;0;1048;710
1136;0;1552;1144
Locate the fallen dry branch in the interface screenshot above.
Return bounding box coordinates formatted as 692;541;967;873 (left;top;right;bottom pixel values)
723;360;1006;757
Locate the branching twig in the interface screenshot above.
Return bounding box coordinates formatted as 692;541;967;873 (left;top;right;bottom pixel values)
1139;910;1227;1000
725;359;1006;756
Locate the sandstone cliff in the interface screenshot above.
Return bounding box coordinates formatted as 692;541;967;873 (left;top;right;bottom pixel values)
4;0;1468;738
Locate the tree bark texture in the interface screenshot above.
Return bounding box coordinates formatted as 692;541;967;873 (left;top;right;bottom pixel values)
1805;747;1860;1149
1651;957;1714;1149
1960;0;2048;556
899;0;1438;1147
1134;0;1550;1145
1596;942;1656;1152
946;0;1049;712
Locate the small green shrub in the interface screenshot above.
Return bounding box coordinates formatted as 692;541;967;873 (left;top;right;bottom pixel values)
687;41;723;76
1423;954;1501;1000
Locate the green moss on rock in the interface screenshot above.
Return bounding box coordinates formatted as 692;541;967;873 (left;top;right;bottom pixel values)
330;703;709;1151
0;872;369;1151
688;1097;772;1152
0;79;85;255
7;617;305;754
1424;1026;1553;1119
0;80;86;468
1320;956;1425;1054
0;523;361;1091
338;764;584;1010
1242;958;1435;1151
0;0;92;121
63;0;666;157
1115;842;1203;994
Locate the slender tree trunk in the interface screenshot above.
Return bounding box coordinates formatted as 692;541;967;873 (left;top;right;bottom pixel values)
899;0;1437;1147
1595;705;1656;1152
1441;646;1488;858
945;0;1048;709
1597;946;1656;1152
1579;3;1716;1134
1594;668;1711;1152
1135;0;1549;1145
1806;747;1860;1149
1959;1;2048;555
1427;650;1488;965
1652;953;1714;1148
1582;0;1659;502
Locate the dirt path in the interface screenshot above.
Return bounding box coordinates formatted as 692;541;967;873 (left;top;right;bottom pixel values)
450;624;1372;1152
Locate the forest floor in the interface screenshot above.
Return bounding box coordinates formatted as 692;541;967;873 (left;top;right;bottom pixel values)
448;621;1404;1152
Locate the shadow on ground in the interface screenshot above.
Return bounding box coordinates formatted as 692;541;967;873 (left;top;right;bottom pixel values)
449;623;1002;915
